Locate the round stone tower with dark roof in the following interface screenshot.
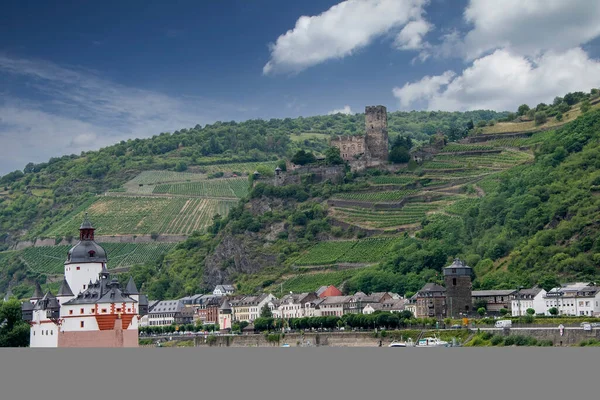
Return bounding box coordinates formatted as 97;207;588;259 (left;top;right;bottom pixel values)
64;213;108;296
443;258;473;318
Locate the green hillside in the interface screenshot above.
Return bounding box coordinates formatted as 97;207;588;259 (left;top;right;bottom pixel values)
2;89;599;299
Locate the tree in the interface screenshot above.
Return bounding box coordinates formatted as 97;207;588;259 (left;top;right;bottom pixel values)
548;307;558;316
534;111;547;126
260;304;273;318
526;308;535;316
474;300;487;311
477;307;486;317
175;161;187;172
499;308;508;316
0;299;30;347
388;146;410;163
555;112;563;122
580;100;591;113
517;104;530;116
324;147;344;165
291;150;316;166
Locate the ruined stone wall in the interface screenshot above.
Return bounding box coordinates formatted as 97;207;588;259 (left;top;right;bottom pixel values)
365;105;388;162
330;135;366;161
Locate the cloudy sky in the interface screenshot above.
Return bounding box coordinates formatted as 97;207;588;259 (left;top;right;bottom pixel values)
2;0;600;174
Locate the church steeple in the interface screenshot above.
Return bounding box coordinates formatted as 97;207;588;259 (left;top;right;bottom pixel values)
79;212;95;241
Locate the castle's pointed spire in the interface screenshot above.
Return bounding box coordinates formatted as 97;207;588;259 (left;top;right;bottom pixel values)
124;277;139;295
31;282;43;300
57;279;74;297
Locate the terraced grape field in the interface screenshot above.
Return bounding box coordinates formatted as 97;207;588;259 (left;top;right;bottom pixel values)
9;243;177;275
42;196;238;237
434;150;532;167
292;237;405;266
293;241;356;266
153;178;249;198
280;269;366;293
332;201;448;229
202;161;279;174
421;161;467;169
369;176;416;186
336;237;403;263
331;189;418;202
127;171;207;185
444;197;481;215
440;144;496;152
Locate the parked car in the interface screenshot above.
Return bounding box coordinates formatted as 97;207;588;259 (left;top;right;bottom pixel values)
451;324;462;329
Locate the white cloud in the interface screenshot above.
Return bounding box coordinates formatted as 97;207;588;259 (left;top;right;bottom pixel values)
393;47;600;111
263;0;431;75
0;54;248;174
328;105;353;115
394;19;432;50
393;70;455;109
463;0;600;60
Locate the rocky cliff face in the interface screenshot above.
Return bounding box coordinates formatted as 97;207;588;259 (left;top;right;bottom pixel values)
203;196;287;289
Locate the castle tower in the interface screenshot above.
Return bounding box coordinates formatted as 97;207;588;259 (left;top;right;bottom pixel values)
365;105;388;162
443;258;473;318
23;212;147;347
64;213;107;295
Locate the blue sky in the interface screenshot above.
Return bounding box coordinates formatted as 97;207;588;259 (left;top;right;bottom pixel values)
2;0;600;174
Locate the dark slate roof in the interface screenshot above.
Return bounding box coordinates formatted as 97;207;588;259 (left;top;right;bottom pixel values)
57;279;74;297
96;278;134;304
471;290;516;297
66;240;107;264
80;213;94;229
32;282;44;300
33;290;58;311
21;300;34;311
219;298;232;312
63;275;136;305
124;277;139;295
419;283;446;293
150;300;184;314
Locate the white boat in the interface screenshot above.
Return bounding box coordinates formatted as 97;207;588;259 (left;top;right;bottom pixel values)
415;336;449;347
388;338;414;347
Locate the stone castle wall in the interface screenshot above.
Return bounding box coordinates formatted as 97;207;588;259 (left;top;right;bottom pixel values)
330;135;366;161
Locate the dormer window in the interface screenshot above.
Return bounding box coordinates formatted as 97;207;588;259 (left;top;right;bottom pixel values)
88;250;96;257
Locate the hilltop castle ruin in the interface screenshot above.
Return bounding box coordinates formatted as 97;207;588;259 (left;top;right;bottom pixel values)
330;105;389;170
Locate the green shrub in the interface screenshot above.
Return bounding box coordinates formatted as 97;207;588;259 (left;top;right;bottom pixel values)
490;335;504;346
504;336;516;346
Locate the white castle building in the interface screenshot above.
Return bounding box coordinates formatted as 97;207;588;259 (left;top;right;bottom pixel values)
21;214;148;347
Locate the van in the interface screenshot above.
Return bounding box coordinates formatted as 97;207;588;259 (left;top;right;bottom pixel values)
495;320;512;328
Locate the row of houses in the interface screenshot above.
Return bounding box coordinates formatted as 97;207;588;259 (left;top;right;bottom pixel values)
406;281;600;318
139;276;600;330
140;285;406;330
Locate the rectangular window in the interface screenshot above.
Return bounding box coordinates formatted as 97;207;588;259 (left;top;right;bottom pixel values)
80;308;84;314
101;309;107;313
80;321;84;328
76;266;80;271
69;310;73;315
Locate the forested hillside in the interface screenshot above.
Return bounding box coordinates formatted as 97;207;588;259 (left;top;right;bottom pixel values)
118;96;600;300
3;89;600;301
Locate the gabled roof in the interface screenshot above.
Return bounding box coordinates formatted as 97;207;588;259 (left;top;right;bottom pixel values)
150;300;184;314
418;283;446;294
63;275;136;305
57;279;74;297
